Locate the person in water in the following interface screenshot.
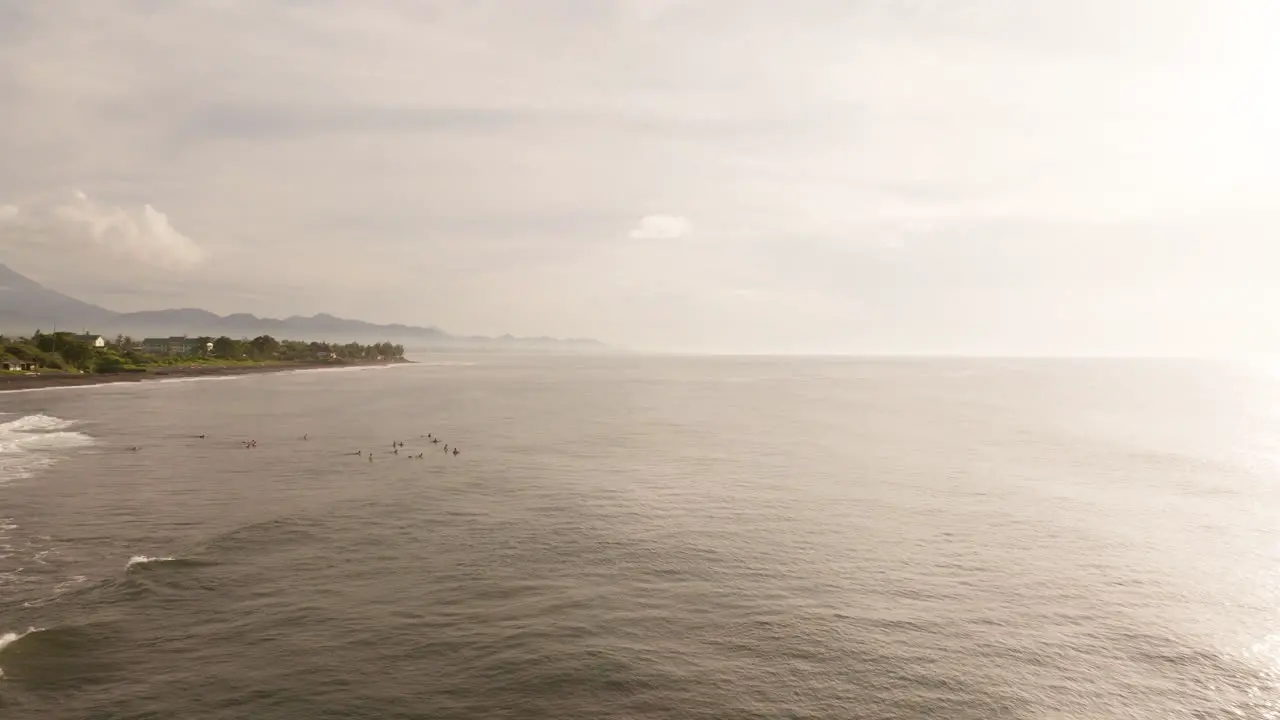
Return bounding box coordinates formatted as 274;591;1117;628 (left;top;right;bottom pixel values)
452;448;459;456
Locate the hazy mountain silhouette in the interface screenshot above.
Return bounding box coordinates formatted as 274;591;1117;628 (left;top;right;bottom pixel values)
0;264;606;349
0;263;118;329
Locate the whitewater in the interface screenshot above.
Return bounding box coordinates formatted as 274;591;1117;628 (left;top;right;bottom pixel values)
0;414;95;483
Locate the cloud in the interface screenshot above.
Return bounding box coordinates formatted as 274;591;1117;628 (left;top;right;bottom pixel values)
629;214;691;240
4;190;208;271
0;1;1275;350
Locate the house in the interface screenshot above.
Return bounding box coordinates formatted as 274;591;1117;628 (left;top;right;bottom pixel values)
1;357;38;372
141;337;172;354
141;336;205;355
73;333;106;348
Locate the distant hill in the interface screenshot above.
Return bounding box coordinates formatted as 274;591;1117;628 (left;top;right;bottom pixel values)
0;264;607;350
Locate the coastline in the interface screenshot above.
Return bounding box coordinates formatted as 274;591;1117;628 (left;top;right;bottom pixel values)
0;359;411;392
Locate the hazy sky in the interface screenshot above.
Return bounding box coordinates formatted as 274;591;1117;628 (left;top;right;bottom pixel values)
1;1;1277;354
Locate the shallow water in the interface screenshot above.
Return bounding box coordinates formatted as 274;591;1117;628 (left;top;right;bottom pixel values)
1;356;1279;718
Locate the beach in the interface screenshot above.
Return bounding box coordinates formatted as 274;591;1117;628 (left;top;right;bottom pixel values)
0;359;410;392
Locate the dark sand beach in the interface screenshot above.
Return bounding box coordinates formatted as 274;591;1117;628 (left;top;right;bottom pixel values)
0;359;409;391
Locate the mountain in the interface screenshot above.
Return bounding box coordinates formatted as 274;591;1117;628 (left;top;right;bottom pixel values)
0;264;118;329
0;264;607;350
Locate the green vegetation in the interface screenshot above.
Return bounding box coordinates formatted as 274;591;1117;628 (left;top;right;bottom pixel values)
0;331;406;375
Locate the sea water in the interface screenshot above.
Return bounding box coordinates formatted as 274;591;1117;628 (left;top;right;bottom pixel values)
0;356;1277;718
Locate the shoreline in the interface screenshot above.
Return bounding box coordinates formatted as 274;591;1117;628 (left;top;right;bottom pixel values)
0;359;411;392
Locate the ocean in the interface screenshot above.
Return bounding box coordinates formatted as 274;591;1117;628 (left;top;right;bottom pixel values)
1;355;1278;718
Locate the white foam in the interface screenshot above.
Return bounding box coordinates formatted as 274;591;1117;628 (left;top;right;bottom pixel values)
282;363;414;376
0;414;95;483
0;414;74;434
0;373;248;394
53;575;87;594
151;375;246;386
0;626;43;678
127;555;176;568
0;627;41;653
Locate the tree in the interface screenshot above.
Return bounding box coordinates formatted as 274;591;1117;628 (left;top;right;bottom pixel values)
94;354;127;373
56;338;95;370
249;335;279;360
212;336;238;359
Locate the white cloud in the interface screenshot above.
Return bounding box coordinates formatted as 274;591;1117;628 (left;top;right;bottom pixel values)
629;214;691;240
0;1;1277;350
5;190;207;271
53;190;207;270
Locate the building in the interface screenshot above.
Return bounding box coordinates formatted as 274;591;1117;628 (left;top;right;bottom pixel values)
141;336;207;355
1;356;39;372
73;333;106;348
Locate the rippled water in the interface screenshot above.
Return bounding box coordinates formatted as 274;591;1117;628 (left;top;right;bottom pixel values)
2;356;1280;718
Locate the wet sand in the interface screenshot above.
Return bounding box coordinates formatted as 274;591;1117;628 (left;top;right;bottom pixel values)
0;360;409;391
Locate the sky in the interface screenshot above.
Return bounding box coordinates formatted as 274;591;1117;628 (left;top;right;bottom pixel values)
0;0;1277;354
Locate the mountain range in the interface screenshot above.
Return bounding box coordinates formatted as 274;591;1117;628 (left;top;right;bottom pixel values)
0;264;606;350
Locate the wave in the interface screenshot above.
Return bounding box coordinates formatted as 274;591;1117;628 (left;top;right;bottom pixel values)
281;363;414;376
126;555;177;569
0;414;95;482
124;554;215;572
0;627;43;654
1;627;45;675
151;375;246;386
0;373;253;395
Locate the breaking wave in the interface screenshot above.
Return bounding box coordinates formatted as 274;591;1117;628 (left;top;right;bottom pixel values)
126;555;178;569
0;414;95;482
0;626;45;677
0;627;42;654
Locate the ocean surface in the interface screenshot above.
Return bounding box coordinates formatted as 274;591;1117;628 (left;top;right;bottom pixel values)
2;355;1280;718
